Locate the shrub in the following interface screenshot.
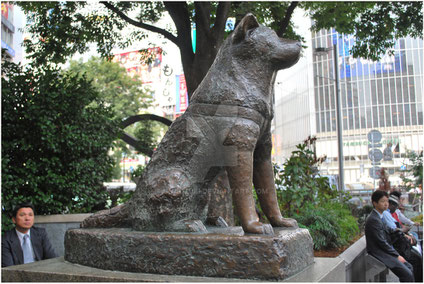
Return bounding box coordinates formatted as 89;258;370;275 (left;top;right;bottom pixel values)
294;203;359;250
1;60;119;233
130;165;145;183
270;137;360;250
274;137;337;216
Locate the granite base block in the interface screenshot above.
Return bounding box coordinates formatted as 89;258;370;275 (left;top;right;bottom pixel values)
64;227;314;280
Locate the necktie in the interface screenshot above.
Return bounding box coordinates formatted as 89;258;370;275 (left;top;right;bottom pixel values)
22;234;34;264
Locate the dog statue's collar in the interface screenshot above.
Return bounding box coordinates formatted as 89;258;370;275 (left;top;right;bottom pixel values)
187;103;265;127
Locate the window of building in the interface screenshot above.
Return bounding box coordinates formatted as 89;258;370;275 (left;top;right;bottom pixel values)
377;78;384;105
408;77;416;102
379;106;385;127
402;76;410;102
404;104;411;125
343;109;348;129
320;111;326;132
371;79;377;105
391;105;398;127
366;106;373;128
383;79;390;104
373;106;378;128
331;110;337;131
396;77;403;103
385;105;391;127
411;103;417;125
354;108;360;129
316;112;321;132
348;108;354;130
390;78;396;104
325;111;331;132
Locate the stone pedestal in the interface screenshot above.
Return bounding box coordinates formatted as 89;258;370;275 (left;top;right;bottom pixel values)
65;227;314;280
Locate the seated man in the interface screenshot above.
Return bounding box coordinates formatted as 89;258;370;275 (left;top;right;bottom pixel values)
390;190;422;254
365;190;414;282
387;194;422;282
2;203;57;267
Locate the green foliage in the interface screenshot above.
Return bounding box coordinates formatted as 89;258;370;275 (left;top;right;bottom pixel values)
302;1;423;60
67;57;153;121
67;56;160;178
351;204;374;233
1;60;119;233
272;137;358;250
274;137;335;216
229;2;305;43
401;149;423;189
293;203;359;250
19;2;131;66
293;207;340;250
130;165;145;183
117;190;134;205
133;120;167;153
18;1;423;66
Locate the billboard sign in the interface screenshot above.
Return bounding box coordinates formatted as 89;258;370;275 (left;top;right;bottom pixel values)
175;74;189;113
332;30;404;79
113;47;162;84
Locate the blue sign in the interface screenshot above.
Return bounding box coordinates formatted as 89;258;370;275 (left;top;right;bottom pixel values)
1;40;15;57
333;31;403;79
225;18;235;32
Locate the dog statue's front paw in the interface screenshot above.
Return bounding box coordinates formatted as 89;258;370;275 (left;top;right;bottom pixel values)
243;221;274;235
270;217;298;228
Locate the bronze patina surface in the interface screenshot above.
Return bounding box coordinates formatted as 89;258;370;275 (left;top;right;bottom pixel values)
81;13;302;235
65;227;314;280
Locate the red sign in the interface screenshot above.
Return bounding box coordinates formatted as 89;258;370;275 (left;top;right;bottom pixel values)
175;74;188;113
1;3;11;19
113;47;162;84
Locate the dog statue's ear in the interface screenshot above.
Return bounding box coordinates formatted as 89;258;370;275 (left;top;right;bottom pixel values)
232;13;259;44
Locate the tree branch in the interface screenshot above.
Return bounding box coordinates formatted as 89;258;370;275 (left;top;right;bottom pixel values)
100;1;179;46
277;1;299;37
212;1;231;39
194;2;211;36
163;1;194;62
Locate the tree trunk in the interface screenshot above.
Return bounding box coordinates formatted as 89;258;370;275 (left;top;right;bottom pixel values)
165;1;230;99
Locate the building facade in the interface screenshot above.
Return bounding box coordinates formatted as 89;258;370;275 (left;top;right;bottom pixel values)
273;25;423;187
1;2;26;63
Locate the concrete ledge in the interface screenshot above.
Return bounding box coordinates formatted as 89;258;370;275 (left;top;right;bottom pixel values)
35;214;92;223
284;257;345;282
339;235;366;282
1;257;244;282
2;256;345;282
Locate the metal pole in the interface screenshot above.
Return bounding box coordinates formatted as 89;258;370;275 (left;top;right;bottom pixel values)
333;43;345;192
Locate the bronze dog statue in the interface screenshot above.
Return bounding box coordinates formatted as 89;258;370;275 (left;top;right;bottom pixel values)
82;14;301;234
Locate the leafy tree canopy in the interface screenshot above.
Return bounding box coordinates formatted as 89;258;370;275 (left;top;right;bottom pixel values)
67;56;166;179
67;56;153;121
1;59;119;232
18;1;423;97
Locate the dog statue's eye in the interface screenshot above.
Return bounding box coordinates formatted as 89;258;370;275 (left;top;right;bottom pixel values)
247;29;255;37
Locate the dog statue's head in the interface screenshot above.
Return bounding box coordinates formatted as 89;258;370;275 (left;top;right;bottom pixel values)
230;13;301;71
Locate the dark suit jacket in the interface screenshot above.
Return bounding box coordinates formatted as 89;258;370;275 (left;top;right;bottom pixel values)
1;226;57;267
365;209;400;269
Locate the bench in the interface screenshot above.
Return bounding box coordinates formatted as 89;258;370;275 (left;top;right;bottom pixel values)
365;253;389;282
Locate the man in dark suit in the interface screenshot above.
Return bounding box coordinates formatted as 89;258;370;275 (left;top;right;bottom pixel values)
365;190;414;282
2;203;57;267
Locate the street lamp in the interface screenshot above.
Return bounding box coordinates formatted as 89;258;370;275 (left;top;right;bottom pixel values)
314;43;345;192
